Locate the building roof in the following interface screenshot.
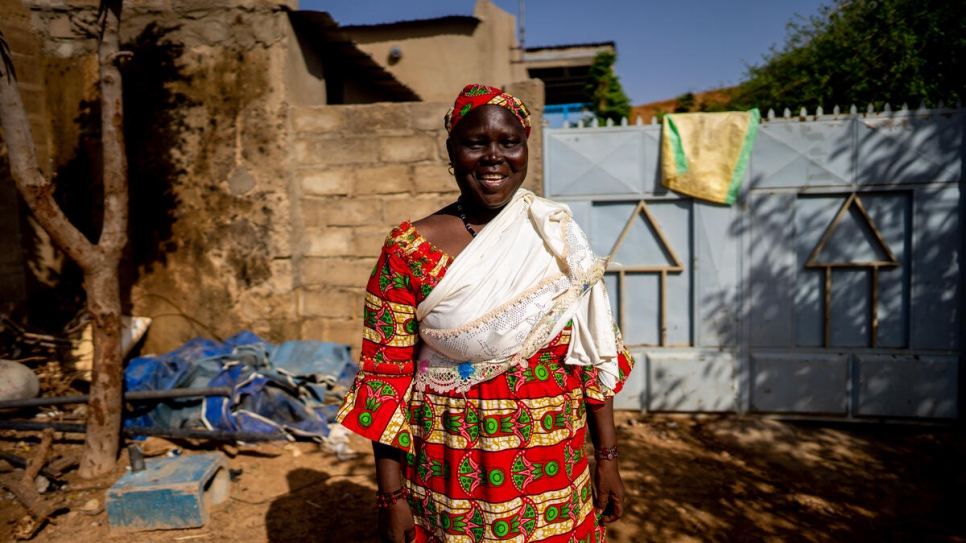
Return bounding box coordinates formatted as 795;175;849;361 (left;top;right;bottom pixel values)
340;15;480;31
525;41;616;52
289;11;422;102
523;41;616;105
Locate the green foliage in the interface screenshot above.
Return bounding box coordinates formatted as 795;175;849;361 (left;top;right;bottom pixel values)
674;92;695;113
730;0;966;112
584;51;632;122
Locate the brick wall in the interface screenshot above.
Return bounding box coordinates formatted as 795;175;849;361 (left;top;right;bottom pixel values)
292;82;544;354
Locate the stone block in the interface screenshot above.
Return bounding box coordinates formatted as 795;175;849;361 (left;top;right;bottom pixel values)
48;14;74;38
413;164;455;194
314;137;378;166
295;140;316;164
12;57;44;86
349;103;411;134
300;257;374;287
299;169;353;196
303;197;383;228
300;317;327;340
378;135;436;163
352;227;392;258
383;195;450;225
356;165;412;195
436;132;451;161
293;106;345;133
299;288;363;318
303;228;353;257
2;26;41;59
410;102;448;132
326;318;363;352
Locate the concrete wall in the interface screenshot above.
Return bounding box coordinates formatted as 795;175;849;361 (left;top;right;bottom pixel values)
0;0;50;304
292;79;544;355
344;0;527;103
19;0;307;349
9;1;544;358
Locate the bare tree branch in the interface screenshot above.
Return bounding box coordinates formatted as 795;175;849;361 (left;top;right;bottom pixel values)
0;38;100;269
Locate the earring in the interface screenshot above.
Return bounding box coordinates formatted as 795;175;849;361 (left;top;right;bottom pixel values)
448;164;454;175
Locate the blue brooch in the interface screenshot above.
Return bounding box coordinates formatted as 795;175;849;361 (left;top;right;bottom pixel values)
458;362;475;379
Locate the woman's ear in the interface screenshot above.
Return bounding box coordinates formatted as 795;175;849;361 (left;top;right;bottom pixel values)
445;138;454;164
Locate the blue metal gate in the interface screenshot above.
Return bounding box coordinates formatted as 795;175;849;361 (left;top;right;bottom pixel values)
543;107;964;419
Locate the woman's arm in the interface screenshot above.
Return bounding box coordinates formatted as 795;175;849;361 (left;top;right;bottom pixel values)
586;397;625;523
373;442;415;543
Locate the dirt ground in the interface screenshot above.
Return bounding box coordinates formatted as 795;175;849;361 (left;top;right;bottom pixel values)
2;412;965;543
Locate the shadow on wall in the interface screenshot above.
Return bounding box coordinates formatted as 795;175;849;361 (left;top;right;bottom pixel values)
121;22;187;302
16;22;186;331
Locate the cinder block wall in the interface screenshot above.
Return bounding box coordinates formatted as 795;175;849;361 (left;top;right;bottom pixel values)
293;81;543;355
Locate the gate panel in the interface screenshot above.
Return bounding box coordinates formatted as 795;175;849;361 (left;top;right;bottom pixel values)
544;109;964;419
857;114;964;185
751;352;849;414
910;185;961;350
750;118;854;188
645;351;735;412
854;354;958;418
749;192;797;348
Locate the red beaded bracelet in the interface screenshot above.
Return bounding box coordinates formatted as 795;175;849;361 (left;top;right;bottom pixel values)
595;446;619;461
376;487;409;508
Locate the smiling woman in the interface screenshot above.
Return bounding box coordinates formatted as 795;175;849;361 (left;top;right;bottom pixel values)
337;84;636;543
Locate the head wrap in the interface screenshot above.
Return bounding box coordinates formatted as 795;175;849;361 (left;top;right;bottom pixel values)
445;84;531;137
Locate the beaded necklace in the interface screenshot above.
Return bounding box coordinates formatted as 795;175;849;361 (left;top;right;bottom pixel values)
456;197;477;238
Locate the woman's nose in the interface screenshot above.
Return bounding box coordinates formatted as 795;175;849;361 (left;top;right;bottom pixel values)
482;143;503;162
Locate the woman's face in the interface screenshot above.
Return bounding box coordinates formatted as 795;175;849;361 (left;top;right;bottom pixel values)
447;105;528;211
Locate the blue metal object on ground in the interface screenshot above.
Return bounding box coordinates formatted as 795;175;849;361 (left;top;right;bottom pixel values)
106;452;230;532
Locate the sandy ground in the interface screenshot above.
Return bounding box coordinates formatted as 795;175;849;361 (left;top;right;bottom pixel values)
2;412;965;543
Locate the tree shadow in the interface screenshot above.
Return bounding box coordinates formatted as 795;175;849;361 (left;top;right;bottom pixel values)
611;413;966;542
119;22;188;309
265;467;379;543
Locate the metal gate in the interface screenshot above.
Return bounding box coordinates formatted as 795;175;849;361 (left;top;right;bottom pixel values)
543;107;964;419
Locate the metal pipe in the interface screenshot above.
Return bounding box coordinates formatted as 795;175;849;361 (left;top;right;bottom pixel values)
0;386;233;410
0;420;287;442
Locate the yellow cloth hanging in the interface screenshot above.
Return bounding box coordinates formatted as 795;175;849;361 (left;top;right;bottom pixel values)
660;109;760;205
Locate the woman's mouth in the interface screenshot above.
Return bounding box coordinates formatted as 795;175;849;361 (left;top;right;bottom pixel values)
478;173;508;189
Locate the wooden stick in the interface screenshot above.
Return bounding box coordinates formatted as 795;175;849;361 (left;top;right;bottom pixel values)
23;429;54;484
0;429;63;540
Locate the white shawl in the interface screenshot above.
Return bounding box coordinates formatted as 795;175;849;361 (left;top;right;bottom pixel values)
414;189;619;394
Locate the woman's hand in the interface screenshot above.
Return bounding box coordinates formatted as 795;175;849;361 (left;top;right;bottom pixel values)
593;459;626;523
378;498;416;543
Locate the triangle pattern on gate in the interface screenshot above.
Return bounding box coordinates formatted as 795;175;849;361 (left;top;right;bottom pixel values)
805;193;899;267
609;200;684;270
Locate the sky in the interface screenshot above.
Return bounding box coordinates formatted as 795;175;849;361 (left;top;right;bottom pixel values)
299;0;830;105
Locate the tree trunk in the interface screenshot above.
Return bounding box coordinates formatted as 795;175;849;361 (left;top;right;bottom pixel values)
77;0;129;479
78;266;124;478
0;1;128;479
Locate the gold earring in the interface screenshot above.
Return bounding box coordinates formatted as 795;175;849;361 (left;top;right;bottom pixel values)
448;165;454;175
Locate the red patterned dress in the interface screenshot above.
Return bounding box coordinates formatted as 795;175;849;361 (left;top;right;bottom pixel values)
337;222;635;543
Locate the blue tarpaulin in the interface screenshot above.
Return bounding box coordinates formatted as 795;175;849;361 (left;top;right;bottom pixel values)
123;332;357;439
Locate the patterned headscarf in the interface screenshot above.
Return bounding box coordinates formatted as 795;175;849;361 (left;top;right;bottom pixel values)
444;84;531;138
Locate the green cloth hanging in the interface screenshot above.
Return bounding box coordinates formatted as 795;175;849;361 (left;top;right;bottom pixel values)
661;109;760;205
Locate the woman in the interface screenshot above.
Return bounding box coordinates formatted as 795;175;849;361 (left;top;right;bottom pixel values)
337;84;635;543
